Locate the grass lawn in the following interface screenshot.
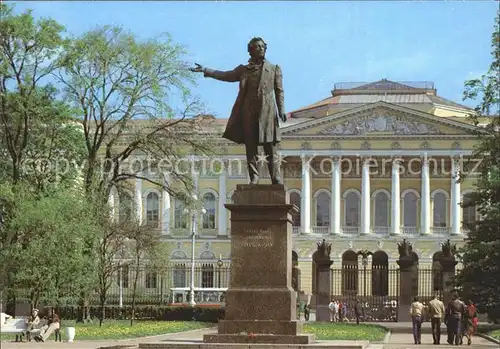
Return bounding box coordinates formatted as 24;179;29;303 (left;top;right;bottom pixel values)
488;329;500;340
476;324;500;340
0;320;215;341
303;322;388;341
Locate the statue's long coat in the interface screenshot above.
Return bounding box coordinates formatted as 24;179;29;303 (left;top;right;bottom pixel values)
203;60;285;145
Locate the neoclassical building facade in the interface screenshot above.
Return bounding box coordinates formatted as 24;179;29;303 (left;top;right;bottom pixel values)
109;80;482;298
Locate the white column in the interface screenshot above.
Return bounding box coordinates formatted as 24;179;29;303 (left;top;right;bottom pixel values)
360;157;371;235
108;187;116;222
391;158;401;235
450;156;461;235
301;155;312;234
218;161;227;237
420;154;431;235
162;173;171;235
330;156;341;235
134;177;143;225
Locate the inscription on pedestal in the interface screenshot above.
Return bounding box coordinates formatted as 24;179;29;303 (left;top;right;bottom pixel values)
231;224;286;287
242;229;273;248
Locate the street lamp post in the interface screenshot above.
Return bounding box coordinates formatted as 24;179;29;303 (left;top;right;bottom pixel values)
186;194;206;307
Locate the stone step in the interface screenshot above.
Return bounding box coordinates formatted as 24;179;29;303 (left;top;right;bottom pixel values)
139;343;368;349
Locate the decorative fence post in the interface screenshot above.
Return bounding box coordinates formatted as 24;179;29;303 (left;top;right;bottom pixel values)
313;239;333;321
396;239;416;322
439;240;458;305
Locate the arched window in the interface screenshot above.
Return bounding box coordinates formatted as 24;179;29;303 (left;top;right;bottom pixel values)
432;252;443;295
202;264;214;288
374;192;389;227
433;192;447;227
290;192;301;226
199;251;215;288
372;251;389;296
171;251;188;288
345;192;360;226
117;264;129;289
202;192;216;229
146;192;160;227
462;192;477;229
403;192;418;227
316;192;330;226
342;250;358;295
174;199;187;229
119;191;133;224
145;269;157;289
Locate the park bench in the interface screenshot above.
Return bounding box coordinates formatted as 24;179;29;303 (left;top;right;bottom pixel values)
0;317;27;342
0;317;61;342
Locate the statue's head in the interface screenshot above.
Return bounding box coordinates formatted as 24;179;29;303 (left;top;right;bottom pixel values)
247;37;267;59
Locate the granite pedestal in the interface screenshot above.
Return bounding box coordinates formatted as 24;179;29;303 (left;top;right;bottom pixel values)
203;184;314;345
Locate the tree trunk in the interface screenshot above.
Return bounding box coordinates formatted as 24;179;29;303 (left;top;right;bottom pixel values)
130;260;140;327
76;292;91;323
99;294;106;327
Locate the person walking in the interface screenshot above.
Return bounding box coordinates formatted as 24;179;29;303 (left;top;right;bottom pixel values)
462;300;478;346
446;293;466;345
410;296;425;345
428;295;446;344
328;298;336;322
354;299;363;325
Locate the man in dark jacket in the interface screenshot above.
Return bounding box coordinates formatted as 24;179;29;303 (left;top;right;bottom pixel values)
191;37;286;185
446;293;466;345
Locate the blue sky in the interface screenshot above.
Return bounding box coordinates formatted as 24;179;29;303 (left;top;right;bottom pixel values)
11;1;498;118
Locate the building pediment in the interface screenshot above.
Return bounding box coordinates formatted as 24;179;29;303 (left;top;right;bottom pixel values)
281;101;478;138
316;114;442;136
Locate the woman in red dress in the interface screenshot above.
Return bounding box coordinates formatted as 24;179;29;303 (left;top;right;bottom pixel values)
462;300;478;345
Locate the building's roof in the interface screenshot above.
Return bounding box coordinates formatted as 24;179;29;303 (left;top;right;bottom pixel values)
427;95;472;110
290;79;472;118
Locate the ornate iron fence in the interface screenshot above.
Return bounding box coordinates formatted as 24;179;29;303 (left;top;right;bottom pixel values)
330;267;400;322
12;263;231;307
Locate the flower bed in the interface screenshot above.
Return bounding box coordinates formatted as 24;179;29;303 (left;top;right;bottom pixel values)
303;323;388;341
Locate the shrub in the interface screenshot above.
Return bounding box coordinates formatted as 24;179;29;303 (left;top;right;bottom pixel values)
55;305;225;323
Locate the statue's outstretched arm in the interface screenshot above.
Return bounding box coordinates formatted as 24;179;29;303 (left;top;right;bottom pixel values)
204;65;244;83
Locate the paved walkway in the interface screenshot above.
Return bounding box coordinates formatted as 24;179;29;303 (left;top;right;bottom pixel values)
1;324;498;349
0;327;217;349
384;333;498;348
382;322;498;348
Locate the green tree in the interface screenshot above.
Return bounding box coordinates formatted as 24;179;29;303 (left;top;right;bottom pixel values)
55;25;213;201
55;25;214;322
456;10;500;322
0;4;67;184
94;216;128;326
2;185;100;310
122;222;170;326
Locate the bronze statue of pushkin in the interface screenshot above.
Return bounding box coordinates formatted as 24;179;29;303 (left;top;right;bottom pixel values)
190;37;286;184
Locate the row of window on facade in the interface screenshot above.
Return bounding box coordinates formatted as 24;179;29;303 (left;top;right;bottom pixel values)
117;191;217;229
116;264;219;289
291;190;477;228
118;189;476;230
